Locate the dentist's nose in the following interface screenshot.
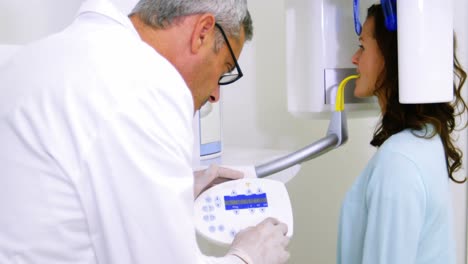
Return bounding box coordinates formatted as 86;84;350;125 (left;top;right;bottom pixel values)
209;86;220;103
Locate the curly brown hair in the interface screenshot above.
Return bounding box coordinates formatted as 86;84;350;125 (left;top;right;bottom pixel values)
367;4;468;183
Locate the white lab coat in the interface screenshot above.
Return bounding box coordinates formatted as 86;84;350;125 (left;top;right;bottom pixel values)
0;0;231;263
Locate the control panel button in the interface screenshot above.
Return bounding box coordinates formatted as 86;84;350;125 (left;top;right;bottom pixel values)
230;229;237;237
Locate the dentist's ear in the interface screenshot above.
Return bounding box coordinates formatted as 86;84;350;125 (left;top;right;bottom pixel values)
190;14;216;54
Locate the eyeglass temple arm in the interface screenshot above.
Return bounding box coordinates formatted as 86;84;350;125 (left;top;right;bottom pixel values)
255;111;347;178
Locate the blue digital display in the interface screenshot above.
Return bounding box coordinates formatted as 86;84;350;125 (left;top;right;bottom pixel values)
224;193;268;210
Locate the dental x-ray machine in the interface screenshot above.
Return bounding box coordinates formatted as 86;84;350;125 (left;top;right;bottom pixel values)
194;0;455;245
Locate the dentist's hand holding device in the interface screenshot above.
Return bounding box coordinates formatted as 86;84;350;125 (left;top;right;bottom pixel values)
194;165;291;264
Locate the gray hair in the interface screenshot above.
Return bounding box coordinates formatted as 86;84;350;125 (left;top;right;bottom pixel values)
130;0;253;50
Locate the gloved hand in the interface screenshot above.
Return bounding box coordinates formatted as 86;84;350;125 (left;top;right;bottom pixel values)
227;218;290;264
194;164;243;198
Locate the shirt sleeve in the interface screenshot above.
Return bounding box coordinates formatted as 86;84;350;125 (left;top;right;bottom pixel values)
362;149;426;264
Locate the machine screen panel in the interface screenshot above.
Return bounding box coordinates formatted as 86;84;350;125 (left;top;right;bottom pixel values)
224;193;268;210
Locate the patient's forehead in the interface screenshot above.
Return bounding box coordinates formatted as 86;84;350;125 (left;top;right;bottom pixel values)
360;17;376;40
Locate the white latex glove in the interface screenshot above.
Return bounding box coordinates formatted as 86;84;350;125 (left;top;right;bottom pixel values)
227;218;290;264
194;164;244;198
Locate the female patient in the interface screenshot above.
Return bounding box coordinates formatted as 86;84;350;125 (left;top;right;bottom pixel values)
337;3;468;264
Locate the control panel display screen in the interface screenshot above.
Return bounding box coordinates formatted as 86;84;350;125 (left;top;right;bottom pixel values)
224;193;268;210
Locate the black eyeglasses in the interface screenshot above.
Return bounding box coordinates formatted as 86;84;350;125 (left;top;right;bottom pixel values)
215;23;243;85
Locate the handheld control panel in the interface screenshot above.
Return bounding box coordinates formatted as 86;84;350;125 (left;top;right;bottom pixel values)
194;178;293;245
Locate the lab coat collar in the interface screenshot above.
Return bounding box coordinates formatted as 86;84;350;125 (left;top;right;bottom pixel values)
77;0;139;37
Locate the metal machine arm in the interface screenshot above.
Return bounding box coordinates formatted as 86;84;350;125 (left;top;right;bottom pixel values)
255;111;348;178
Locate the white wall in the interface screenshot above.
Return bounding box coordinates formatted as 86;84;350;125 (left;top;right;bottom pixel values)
0;0;81;44
1;0;467;263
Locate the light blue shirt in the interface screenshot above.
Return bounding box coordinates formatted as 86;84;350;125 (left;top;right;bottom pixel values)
337;128;456;264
